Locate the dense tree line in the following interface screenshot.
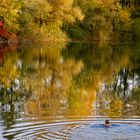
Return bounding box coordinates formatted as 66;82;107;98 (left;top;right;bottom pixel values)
0;0;138;41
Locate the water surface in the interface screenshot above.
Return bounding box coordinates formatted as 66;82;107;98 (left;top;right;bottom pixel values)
0;41;140;139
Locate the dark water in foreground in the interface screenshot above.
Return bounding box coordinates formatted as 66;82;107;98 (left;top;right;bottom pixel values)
0;41;140;139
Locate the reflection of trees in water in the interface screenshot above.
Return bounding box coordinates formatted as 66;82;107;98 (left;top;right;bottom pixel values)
0;87;30;127
19;42;88;117
16;40;140;118
0;51;20;87
65;42;140;117
96;68;140;117
0;41;140;120
64;42;131;89
0;49;31;127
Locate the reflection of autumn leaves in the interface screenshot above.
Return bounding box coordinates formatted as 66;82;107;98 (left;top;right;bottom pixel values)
8;42;135;117
23;42;97;117
66;87;96;116
0;50;20;87
61;42;133;117
22;43;85;116
60;59;84;90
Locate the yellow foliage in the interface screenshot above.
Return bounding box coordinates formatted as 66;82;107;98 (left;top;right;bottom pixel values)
55;0;74;7
0;52;20;87
119;9;131;23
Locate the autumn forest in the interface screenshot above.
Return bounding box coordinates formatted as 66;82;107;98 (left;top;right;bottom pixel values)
0;0;140;41
0;0;140;140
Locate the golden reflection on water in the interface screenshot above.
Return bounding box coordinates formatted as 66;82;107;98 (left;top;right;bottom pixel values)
0;41;140;124
21;42;140;119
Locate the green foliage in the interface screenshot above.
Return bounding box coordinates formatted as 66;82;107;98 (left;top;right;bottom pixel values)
0;0;135;41
64;0;134;41
133;18;140;38
115;8;133;31
64;0;115;40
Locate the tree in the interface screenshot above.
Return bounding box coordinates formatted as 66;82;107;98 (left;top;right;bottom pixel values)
63;0;133;41
19;0;84;40
0;0;21;32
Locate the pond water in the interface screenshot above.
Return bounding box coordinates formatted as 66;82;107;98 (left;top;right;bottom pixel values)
0;41;140;140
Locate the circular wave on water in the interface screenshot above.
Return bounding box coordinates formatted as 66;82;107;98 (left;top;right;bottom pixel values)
72;122;140;140
2;119;140;140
